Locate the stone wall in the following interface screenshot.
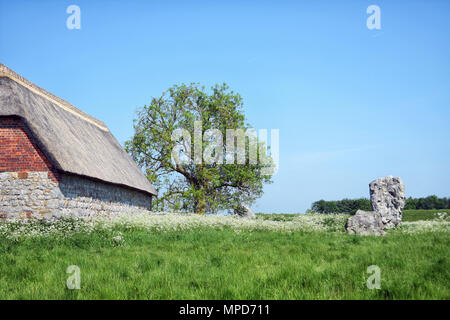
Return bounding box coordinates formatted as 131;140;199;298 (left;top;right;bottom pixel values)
0;171;152;219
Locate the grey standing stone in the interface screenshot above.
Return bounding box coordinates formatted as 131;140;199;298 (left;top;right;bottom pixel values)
369;175;405;229
234;205;256;219
345;210;386;236
346;175;405;235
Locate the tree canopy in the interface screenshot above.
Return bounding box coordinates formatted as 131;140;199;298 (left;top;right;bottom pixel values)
125;83;274;214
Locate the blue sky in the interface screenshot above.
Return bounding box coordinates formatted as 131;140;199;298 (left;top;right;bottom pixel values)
1;0;449;213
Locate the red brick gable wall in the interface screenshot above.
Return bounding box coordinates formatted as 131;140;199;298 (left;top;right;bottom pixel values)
0;117;59;181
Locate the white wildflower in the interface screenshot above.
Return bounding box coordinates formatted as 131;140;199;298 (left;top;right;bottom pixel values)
0;210;448;239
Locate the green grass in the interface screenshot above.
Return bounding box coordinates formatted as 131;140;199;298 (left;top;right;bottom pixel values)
402;209;450;222
0;225;448;299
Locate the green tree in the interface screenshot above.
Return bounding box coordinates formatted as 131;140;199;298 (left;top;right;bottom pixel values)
311;200;327;213
311;198;371;214
404;197;418;210
125;83;274;214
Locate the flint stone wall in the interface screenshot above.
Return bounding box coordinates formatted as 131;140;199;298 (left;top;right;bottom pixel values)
0;171;152;219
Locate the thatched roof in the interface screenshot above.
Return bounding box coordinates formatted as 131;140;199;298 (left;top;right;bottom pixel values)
0;63;157;196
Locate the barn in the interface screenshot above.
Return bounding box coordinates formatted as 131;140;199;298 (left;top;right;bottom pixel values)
0;63;157;219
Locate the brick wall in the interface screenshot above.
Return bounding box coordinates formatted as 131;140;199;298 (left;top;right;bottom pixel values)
0;116;58;181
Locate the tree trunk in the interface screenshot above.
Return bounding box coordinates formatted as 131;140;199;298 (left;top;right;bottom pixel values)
194;188;206;215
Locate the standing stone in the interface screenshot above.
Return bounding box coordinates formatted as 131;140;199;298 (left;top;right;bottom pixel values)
345;210;386;236
234;205;256;219
345;175;405;235
369;176;405;229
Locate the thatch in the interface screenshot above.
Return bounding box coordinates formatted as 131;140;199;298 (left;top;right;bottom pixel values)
0;63;157;196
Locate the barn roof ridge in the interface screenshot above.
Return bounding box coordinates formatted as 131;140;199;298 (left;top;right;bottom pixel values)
0;63;108;131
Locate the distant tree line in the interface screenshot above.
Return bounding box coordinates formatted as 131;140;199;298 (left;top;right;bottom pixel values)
404;195;450;210
311;198;372;215
311;196;450;214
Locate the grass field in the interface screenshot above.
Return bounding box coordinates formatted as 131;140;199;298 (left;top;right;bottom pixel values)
402;209;450;222
0;211;448;300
